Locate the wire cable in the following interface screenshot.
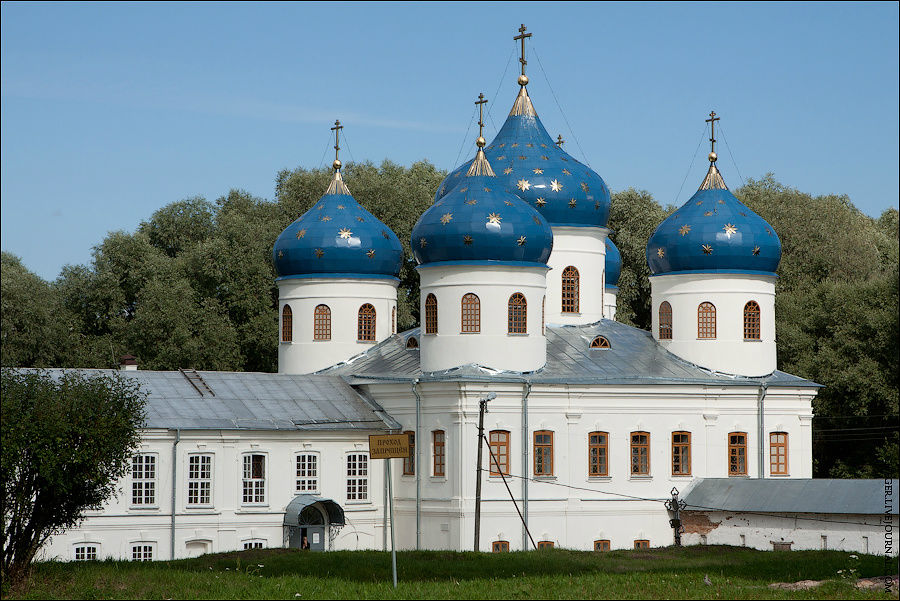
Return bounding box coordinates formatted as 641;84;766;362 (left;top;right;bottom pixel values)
452;104;479;172
484;43;517;136
675;123;709;204
718;122;745;188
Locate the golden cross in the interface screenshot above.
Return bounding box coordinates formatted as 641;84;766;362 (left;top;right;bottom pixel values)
705;111;719;155
556;134;565;147
514;24;532;76
331;119;343;164
475;93;488;139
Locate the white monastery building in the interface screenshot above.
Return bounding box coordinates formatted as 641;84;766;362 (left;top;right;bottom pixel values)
40;27;897;562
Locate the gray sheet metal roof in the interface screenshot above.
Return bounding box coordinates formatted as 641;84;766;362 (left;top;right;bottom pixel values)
24;369;400;431
682;478;899;515
323;320;819;388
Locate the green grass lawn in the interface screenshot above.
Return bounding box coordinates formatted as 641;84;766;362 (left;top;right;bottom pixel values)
4;546;897;600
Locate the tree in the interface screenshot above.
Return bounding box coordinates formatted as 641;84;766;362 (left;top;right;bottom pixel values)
1;369;146;583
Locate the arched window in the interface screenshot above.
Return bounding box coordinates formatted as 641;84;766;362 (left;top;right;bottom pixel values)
508;293;527;334
698;302;716;339
424;293;438;334
314;304;331;340
744;301;760;340
561;266;580;313
358;304;376;342
406;336;419;349
461;293;480;333
590;336;610;349
492;540;509;553
659;301;672;340
281;305;293;342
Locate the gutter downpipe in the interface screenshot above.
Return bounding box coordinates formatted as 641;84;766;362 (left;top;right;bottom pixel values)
170;428;181;560
756;382;768;479
521;381;532;552
412;379;422;550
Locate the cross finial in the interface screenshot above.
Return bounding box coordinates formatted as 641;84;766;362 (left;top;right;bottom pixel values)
555;134;565;147
475;93;488;145
331;119;344;170
513;24;532;83
705;111;720;161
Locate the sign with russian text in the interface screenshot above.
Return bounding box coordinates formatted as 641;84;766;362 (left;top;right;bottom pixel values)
368;433;411;459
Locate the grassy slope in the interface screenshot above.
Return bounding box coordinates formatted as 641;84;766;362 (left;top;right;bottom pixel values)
5;546;896;600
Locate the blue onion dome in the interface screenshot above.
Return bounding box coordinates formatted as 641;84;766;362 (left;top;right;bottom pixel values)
273;162;403;279
411;141;553;266
646;158;781;276
605;238;621;288
435;83;610;228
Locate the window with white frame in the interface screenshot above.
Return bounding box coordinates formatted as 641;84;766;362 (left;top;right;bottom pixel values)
131;454;156;506
242;454;266;504
242;540;265;550
296;453;319;494
187;454;212;506
131;544;153;561
346;453;369;501
74;545;97;561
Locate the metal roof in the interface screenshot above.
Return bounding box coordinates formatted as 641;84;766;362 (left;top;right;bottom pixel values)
682;478;899;515
22;369;400;432
324;320;820;388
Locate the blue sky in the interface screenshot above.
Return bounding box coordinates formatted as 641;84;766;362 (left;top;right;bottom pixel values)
2;1;898;281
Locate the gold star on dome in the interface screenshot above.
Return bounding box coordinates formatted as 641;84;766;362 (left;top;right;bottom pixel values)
533;168;543;174
452;172;460;178
518;155;526;160
594;201;601;210
550;179;563;192
459;187;468;193
535;197;546;207
440;213;453;225
766;228;773;236
561;157;569;162
367;249;376;258
357;216;365;222
503;167;514;175
315;248;324;258
533;216;542;225
463;235;473;245
465;199;477;205
439;185;446;195
718;199;726;204
723;223;737;237
679;225;691;236
382;230;390;239
321;215;332;222
541;155;549;160
704;211;714;217
739;211;748;217
339;228;353;239
517;236;527;246
657;248;665;258
497;155;506;160
499;143;506;148
487;213;502;225
296;229;307;239
420;237;428;248
483;186;492;192
278;250;284;258
511;143;519;148
317;204;324;210
562;168;571;176
569;198;577;208
504;200;514;206
540;143;548;148
336;204;345;210
517;179;531;191
702;244;713;255
581;182;590;192
696;201;703;206
752;246;761;256
526;143;534;148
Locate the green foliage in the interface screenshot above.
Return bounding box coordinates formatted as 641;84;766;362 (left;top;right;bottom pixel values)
1;369;146;584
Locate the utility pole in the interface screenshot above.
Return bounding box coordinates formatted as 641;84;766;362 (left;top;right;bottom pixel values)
665;487;686;546
473;392;495;552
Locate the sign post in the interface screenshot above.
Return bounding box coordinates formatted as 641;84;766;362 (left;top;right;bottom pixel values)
369;433;411;589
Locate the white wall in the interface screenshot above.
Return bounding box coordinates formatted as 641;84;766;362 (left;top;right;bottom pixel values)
604;287;617;321
650;273;777;377
417;264;548;372
545;227;609;326
278;278;398;374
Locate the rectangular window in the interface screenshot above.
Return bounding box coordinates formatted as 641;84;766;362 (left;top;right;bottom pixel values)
403;431;415;476
630;432;650;475
243;540;264;550
347;453;369;501
492;541;509;553
537;540;555;549
433;430;445;477
589;432;608;477
594;540;610;552
671;432;691;476
769;432;788;475
534;431;553;476
296;453;319;493
187;454;212;506
634;539;650;549
728;432;747;476
132;454;156;506
74;545;97;561
488;430;510;476
132;544;153;561
242;454;266;504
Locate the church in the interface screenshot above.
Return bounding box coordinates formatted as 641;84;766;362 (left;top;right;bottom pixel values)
42;26;843;562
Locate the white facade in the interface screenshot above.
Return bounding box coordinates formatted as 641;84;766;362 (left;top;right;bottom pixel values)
650;273;777;377
278;277;398;374
604;287;617;320
417;264;548;372
545;227;609;326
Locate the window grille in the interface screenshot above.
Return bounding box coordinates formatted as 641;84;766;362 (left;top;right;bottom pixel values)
534;430;553;476
314;305;331;340
346;453;369;501
392;306;396;334
296;453;319;493
698;302;716;339
281;304;293;342
728;432;747;476
403;431;415;475
433;430;446;477
132;454;156;506
424;294;438;334
74;545;97;561
243;540;264;550
594;540;610;552
561;266;580;313
132;545;153;561
630;432;650;475
488;430;510;476
744;301;761;340
508;293;527;334
537;540;555;549
634;540;650;549
769;432;788;475
659;301;673;340
187;454;212;505
242;454;266;504
672;432;691;476
461;293;480;333
590;336;610;349
589;432;608;477
406;336;419;349
358;304;376;341
492;541;509;553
